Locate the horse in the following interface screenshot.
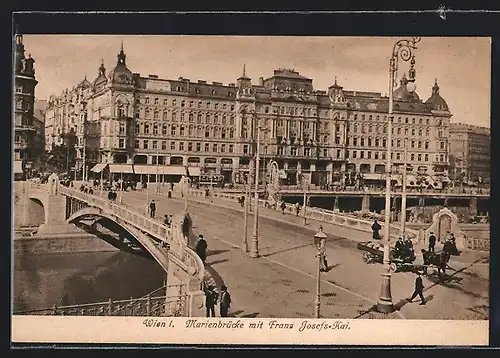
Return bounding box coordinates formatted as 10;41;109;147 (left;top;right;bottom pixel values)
421;249;450;277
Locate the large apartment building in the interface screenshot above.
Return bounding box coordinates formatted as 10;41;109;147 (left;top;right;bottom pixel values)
44;44;453;187
14;34;38;178
449;123;490;184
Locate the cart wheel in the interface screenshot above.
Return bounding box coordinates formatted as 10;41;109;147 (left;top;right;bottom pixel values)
362;252;370;263
389;263;397;272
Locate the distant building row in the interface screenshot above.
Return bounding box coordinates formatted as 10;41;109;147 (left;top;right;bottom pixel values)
43;43;489;186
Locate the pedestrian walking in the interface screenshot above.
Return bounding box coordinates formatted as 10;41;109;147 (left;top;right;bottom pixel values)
219;285;232;318
163;214;170;227
204;285;218;317
295;202;300;216
195;234;208;264
371;219;381;240
280;201;286;215
149;200;156;218
428;231;436;253
407;271;425;305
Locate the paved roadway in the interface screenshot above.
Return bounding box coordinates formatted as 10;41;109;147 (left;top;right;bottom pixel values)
109;188;488;320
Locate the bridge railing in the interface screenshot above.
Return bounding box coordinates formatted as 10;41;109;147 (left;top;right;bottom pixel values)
463;237;490;252
185;188;420;241
60;186;206;285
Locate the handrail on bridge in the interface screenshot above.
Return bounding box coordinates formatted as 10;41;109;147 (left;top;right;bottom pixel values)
59;186;206;285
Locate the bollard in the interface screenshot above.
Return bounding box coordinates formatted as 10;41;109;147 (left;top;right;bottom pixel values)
108;298;113;315
146;295;151;316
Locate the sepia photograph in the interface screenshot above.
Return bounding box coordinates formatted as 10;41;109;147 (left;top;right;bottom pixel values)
12;33;491;345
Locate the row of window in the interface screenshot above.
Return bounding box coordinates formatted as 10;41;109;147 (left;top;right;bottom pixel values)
135;110;238;125
138;97;236;110
134;139;235;154
134;123;237;139
351;113;445;127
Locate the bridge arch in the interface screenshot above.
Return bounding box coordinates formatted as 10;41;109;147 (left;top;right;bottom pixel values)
27;198;45;226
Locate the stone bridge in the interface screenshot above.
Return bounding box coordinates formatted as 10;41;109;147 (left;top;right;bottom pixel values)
15;177;206;317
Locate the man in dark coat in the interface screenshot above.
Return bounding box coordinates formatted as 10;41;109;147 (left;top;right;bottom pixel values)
280;201;286;214
408;271;425;305
219;285;232;318
196;235;208;264
371;220;381;240
149;200;156;218
428;232;437;253
204;285;218;317
394;237;404;259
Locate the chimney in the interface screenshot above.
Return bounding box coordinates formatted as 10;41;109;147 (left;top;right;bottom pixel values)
259;77;264;86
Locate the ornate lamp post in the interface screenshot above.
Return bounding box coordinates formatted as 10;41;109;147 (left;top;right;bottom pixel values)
314;226;327;318
377;37;421;314
250;109;260;258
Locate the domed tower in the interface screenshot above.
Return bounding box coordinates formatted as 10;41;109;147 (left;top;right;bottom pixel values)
392;73;420;102
92;59;108;93
108;41;133;86
425;78;450;112
328;76;347;106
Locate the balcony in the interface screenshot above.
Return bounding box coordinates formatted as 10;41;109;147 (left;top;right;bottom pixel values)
15;124;36;132
14;142;29;150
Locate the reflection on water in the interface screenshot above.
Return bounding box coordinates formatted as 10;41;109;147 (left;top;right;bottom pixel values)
13;249;165;312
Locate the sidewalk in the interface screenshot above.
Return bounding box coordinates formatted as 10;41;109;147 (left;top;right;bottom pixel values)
118;190;489;320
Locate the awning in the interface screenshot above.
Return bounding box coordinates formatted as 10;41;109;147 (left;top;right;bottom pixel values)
362;173;384;180
187;166;201;176
14;161;23;174
134;165;187;176
90;163;108;173
109;164;134;174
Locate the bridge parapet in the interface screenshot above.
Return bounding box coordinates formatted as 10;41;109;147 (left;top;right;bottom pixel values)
186;188;421;242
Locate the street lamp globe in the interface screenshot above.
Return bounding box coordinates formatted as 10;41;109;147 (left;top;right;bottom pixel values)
314;227;328;249
406;80;417;93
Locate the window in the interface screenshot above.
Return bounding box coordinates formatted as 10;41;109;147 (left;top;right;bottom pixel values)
189;113;194;122
418;129;422;136
426;129;430;136
119;139;125;148
163;98;168;106
411;154;415;161
425;141;429;149
374;152;379;159
323;149;328;157
411;128;415;136
440;141;445;149
163;111;168;120
205;143;209;152
425;154;429;161
360;137;365;146
180;126;185;136
171;125;176;136
418;154;422;161
353;137;357;146
305;148;311;156
291;148;297;156
154;98;159;105
154;111;159;119
230;129;234;138
119;123;125;134
162;141;167;150
213;144;218;152
411;140;415;148
396;153;400;160
181;100;185;107
337;149;341;158
145;109;150;119
367;151;372;159
143;140;149;149
278;147;284;155
162;124;168;135
382;139;387;147
205;128;210;138
153;123;158;135
144;124;150;134
243;145;249;154
229;144;234;153
323;135;328;143
173;99;177;107
360;151;364;159
382;152;386;160
440;154;444;162
177;142;183;151
135;139;140;149
198;113;202;123
397;139;401;147
153;141;158;149
196;143;201;152
145;97;150;104
188;142;193;151
353;151;357;159
189;125;194;136
375;138;379;147
135;111;140;119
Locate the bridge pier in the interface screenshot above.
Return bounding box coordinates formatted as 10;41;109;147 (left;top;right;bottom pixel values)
38;194;83;237
469;197;478;217
361;195;370;213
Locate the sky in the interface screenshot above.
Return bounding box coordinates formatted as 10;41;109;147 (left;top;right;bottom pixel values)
20;35;491;128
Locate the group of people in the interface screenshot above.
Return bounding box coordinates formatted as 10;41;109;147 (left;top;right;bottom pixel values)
79;183;94;195
204;284;232;317
394;236;415;261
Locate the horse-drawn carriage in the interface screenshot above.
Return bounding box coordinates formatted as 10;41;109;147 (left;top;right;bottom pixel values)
357;241;416;272
358;239;459;276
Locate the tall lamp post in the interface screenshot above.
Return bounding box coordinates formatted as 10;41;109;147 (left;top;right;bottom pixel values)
314;227;327;318
250;109;260;258
377;37;421;314
400;138;408;236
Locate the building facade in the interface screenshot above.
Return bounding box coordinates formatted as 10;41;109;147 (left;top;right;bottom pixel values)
449;123;490;184
45;45;453;186
14;34;38;177
33;99;46;159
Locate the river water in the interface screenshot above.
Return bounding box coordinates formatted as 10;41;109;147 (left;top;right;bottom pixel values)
13;248;166;313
